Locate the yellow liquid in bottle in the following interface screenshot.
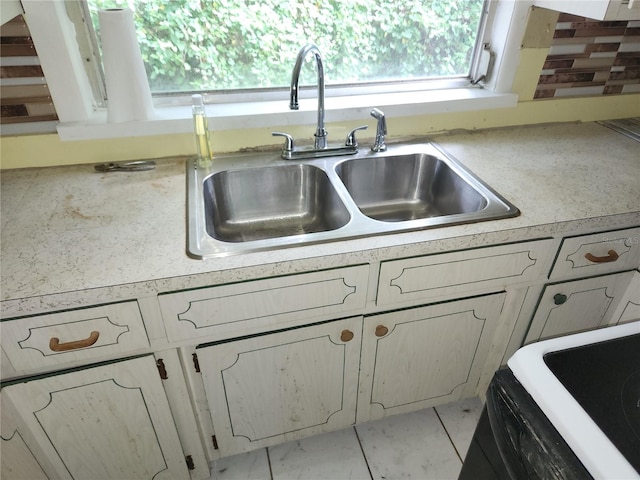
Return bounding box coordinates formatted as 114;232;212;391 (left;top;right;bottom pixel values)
193;113;213;167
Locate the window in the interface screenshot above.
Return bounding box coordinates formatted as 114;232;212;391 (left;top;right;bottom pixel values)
85;0;486;96
21;0;525;139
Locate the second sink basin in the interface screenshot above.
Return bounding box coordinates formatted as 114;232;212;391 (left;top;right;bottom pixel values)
336;154;488;222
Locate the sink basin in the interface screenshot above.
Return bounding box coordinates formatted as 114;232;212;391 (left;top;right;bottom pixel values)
187;142;519;258
336;154;487;222
203;164;350;242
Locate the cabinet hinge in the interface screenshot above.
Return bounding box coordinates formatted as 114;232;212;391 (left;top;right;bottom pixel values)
185;455;195;470
212;435;219;450
156;358;168;379
192;353;201;373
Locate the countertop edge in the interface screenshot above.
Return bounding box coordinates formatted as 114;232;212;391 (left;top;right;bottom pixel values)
3;211;639;318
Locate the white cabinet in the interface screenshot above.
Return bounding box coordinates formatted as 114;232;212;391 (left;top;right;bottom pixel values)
534;0;640;20
1;355;190;480
4;228;634;466
358;293;505;422
611;270;640;324
194;293;505;457
549;227;640;281
523;228;640;342
185;241;550;458
525;270;637;342
1;301;149;375
504;228;640;360
0;302;209;479
1;390;51;480
159;265;369;342
195;316;362;457
377;239;553;308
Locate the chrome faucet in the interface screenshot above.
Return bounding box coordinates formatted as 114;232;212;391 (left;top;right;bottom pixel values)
290;44;327;150
273;43;370;160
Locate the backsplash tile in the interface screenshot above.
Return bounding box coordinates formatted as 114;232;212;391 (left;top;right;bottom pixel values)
534;14;640;99
0;15;58;128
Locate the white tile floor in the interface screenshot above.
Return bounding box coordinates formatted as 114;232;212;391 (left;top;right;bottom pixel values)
208;396;483;480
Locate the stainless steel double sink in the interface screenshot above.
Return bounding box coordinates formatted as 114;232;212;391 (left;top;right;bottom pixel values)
187;142;519;258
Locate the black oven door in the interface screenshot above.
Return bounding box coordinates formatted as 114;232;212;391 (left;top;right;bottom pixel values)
459;369;592;480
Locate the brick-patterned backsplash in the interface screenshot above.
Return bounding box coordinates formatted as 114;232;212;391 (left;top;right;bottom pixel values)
0;15;58;127
535;13;640;99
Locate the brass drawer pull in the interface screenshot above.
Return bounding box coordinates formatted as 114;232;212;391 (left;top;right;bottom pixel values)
340;330;354;342
585;250;619;264
49;331;100;352
375;325;389;337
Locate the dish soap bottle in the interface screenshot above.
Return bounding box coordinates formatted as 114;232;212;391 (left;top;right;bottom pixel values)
192;94;213;167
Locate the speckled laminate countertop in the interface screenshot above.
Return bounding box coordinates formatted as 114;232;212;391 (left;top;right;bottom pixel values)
2;122;639;317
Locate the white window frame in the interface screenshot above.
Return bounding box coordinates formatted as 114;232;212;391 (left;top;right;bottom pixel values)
20;0;532;141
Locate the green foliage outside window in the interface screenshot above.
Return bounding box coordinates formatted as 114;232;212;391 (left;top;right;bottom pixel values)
89;0;483;93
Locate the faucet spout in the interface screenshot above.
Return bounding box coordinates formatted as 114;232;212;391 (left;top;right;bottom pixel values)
290;44;327;149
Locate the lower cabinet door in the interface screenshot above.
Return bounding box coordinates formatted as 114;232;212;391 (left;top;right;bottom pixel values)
1;356;189;480
526;270;636;342
197;316;362;457
357;293;505;423
611;270;640;325
1;390;50;480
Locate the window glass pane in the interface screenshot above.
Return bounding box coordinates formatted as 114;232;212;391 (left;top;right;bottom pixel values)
88;0;484;94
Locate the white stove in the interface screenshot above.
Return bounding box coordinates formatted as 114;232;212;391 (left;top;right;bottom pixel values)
508;321;640;480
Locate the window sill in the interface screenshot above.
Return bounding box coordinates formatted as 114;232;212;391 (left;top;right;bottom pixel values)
56;88;518;141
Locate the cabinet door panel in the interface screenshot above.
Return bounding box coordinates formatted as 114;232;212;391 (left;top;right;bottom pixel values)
377;240;553;308
526;271;636;342
612;271;640;325
1;391;52;480
159;265;368;342
358;294;505;423
198;316;361;457
1;433;50;480
3;356;189;480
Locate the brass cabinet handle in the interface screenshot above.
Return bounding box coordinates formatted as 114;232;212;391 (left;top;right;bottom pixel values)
585;250;619;263
340;330;354;342
49;331;100;352
375;325;388;337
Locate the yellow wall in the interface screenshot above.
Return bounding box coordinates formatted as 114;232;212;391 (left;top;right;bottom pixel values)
3;92;639;170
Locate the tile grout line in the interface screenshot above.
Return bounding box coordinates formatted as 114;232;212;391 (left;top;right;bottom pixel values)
266;447;274;480
353;426;375;480
433;406;464;463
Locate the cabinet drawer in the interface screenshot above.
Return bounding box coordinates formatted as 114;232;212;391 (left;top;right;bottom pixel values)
1;301;149;374
549;227;640;280
377;239;554;307
158;265;369;342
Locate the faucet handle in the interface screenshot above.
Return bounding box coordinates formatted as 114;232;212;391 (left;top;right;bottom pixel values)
345;125;368;147
272;132;295;152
